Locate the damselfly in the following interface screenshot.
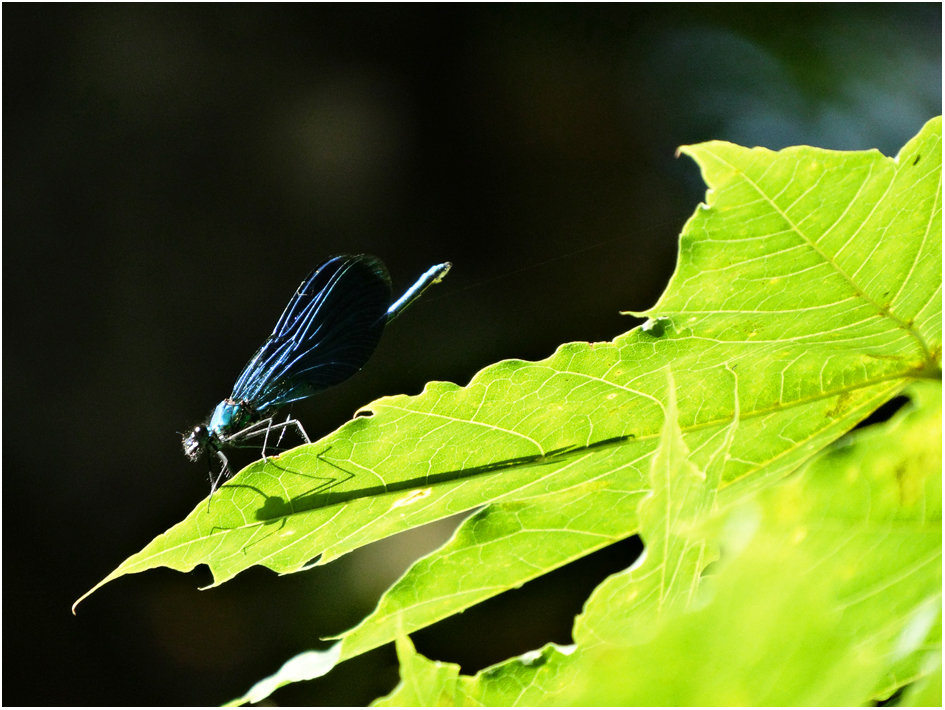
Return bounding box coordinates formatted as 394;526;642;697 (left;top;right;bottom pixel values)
182;254;451;494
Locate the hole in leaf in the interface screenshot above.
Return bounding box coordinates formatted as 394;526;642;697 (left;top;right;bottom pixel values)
853;395;910;431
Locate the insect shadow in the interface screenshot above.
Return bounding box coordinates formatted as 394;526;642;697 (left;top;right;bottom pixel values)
203;434;636;558
245;434;638;523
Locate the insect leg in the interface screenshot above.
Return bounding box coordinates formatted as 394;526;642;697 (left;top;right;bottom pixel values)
206;449;231;509
223;417;312;459
275;412;293;448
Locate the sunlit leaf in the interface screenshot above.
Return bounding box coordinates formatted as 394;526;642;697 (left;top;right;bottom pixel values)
376;379;941;706
74;117;941;707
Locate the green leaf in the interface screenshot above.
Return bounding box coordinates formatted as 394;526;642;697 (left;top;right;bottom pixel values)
644;120;941;366
373;636;468;707
332;116;942;674
897;662;943;707
375;366;722;706
75;117;941;705
562;379;943;706
375;635;580;707
376;379;941;706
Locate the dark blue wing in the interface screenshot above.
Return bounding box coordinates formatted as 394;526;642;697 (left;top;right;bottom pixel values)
230;255;392;411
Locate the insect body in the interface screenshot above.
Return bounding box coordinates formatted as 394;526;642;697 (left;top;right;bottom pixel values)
182;254;451;494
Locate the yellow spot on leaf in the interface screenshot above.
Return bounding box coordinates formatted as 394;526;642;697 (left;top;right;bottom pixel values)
392;488;433;509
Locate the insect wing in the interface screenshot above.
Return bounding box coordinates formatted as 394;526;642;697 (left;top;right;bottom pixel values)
231;255;392;410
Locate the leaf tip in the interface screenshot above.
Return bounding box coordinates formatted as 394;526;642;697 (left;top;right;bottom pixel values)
72;585;98;615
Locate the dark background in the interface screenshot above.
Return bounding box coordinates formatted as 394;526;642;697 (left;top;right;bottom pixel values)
4;4;940;706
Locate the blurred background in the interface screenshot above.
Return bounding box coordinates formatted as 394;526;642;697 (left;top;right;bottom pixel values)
3;4;940;705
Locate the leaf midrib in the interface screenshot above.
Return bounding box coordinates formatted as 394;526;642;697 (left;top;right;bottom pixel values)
711;149;935;362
